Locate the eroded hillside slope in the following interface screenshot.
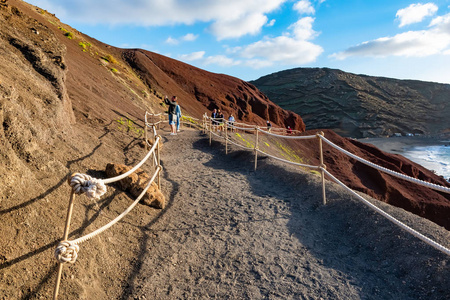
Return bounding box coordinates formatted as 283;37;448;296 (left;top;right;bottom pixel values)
251;68;450;138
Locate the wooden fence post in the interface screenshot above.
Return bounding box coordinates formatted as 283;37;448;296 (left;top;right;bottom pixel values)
254;127;259;170
225;121;228;154
209;118;212;146
317;131;327;205
53;186;77;300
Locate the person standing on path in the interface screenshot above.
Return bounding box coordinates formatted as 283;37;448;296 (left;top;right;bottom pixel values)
266;120;272;132
228;114;235;132
176;102;182;132
164;95;178;135
211;108;218;132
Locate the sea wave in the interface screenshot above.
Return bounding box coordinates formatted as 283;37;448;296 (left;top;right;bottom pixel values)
402;145;450;180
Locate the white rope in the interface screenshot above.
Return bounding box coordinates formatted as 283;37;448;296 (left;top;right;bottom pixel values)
69;173;107;199
256;127;316;140
228;124;257;131
226;135;254;150
146;120;164;126
319;136;450;194
322;168;450;256
256;149;320;169
103;136;160;184
69;166;161;247
55;241;80;263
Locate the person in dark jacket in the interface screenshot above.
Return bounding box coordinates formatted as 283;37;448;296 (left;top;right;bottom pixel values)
164;96;178;135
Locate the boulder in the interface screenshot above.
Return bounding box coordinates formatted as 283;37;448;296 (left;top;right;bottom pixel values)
105;163;165;209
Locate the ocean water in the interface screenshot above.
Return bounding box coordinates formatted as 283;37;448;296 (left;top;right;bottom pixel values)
401;144;450;181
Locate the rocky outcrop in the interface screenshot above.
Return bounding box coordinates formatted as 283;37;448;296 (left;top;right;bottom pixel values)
105;163;165;209
251;68;450;138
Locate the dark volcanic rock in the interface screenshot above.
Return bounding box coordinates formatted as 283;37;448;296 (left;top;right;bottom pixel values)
251;68;450;138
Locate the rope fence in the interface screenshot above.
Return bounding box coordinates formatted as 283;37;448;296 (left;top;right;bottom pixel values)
202;114;450;256
53;110;450;298
53;113;163;300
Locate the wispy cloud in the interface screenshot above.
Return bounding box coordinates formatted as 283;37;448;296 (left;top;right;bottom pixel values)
236;16;323;65
266;19;276;27
182;33;198;42
165;36;179;45
166;33;198;45
178;51;240;67
293;0;315;15
209;12;268;40
34;0;288;40
331;10;450;60
396;3;438;27
179;12;323;69
179;51;206;61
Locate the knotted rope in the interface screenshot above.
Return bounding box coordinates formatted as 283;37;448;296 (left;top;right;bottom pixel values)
69;173;107;199
55;241;79;264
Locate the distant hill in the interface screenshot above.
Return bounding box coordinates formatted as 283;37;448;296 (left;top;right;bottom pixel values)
251;68;450;138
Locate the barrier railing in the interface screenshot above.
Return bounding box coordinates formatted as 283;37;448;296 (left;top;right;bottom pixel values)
53;113;163;299
202;114;450;256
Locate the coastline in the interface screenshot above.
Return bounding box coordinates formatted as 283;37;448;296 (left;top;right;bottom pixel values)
358;136;449;155
358;136;450;180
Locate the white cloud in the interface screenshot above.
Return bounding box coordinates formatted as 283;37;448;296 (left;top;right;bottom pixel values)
178;51;240;67
165;36;179;45
244;59;274;69
179;51;206;61
331;12;450;60
203;55;240;66
429;13;450;33
27;0;288;40
396;3;438;27
209;13;268;40
182;33;198;42
288;16;317;40
234;16;322;65
332;30;449;60
239;36;323;64
267;19;276;27
293;0;315;15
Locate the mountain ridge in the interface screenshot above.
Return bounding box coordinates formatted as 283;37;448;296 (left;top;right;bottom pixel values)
251;67;450;138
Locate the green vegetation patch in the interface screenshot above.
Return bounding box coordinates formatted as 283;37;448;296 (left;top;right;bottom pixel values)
116;117;144;137
78;41;92;52
58;27;74;39
101;54;117;64
235;132;255;148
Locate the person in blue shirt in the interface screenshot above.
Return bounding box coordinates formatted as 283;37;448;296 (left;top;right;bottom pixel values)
228;114;235;132
176;103;182;132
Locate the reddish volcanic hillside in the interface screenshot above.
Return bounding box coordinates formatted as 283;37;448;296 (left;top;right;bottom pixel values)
281;129;450;229
122;49;305;131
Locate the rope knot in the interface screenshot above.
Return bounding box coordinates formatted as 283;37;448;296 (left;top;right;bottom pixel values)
55;241;79;264
69;173;107;199
320;164;327;170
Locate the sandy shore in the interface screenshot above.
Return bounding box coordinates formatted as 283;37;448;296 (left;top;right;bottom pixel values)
358;136;450;154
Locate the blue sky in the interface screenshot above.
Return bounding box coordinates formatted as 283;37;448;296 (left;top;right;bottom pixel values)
26;0;450;84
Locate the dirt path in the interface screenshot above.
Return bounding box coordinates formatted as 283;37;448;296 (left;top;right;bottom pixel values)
122;128;449;300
